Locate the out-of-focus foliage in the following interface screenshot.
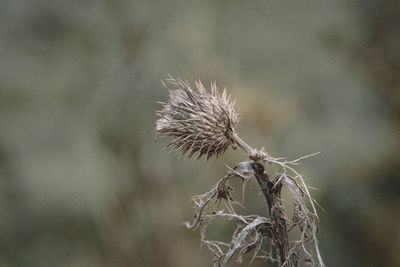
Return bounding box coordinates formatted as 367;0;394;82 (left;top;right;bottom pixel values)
0;0;398;266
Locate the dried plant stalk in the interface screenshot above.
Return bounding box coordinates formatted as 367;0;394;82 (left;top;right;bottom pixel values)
155;77;325;267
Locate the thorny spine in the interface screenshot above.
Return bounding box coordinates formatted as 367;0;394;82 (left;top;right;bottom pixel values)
155;77;324;267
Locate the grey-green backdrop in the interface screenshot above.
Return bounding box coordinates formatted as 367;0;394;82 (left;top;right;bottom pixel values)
0;0;399;266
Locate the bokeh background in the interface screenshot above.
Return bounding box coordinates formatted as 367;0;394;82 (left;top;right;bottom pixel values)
0;0;399;266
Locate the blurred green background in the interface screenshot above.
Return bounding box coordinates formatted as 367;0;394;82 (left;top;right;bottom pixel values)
0;0;399;266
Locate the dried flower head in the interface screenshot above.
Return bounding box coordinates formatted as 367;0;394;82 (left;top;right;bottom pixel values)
155;77;239;159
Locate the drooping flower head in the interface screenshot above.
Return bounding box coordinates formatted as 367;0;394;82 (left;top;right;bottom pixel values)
155;77;239;159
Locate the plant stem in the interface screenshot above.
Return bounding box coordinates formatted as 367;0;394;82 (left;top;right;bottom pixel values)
252;161;294;267
231;132;255;156
233;135;294;266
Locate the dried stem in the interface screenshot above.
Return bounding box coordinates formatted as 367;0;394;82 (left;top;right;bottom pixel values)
252;162;292;266
231;132;255;156
232;135;293;266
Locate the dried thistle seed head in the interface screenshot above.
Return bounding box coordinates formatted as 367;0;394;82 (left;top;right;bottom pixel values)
155;77;239;160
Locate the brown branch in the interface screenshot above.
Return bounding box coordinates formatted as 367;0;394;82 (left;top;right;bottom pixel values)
252;161;294;267
232;128;295;266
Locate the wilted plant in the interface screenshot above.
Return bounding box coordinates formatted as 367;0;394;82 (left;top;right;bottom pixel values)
155;76;325;267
